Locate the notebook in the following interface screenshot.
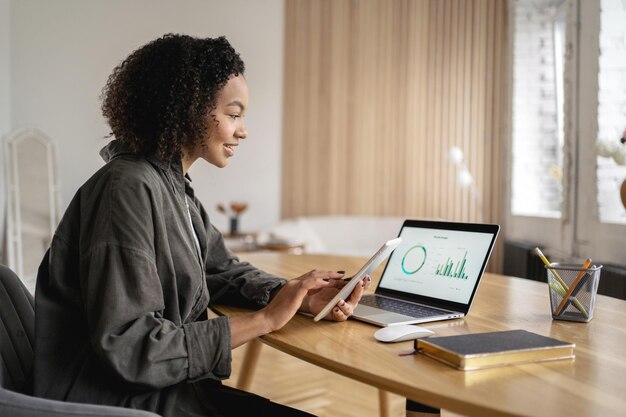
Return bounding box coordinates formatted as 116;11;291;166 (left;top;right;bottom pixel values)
352;220;499;326
415;330;575;370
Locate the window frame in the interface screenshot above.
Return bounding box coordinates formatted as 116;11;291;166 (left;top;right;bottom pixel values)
506;0;626;265
575;0;626;264
505;0;577;257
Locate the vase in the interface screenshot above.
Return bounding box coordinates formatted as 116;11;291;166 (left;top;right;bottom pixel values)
229;216;239;236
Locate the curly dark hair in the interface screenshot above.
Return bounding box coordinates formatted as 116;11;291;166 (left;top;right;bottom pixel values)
101;34;245;161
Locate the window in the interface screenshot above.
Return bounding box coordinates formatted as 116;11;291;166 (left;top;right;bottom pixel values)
596;0;626;225
507;0;626;266
510;0;565;218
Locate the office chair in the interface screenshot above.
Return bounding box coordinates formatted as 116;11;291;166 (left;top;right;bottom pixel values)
0;264;160;417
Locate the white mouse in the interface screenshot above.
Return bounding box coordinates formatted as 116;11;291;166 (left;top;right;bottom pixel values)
374;324;434;343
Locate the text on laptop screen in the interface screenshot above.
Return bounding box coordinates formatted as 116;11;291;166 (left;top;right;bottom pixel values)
377;227;494;304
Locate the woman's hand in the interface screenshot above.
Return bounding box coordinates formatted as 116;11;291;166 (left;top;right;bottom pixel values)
302;274;372;322
260;269;344;332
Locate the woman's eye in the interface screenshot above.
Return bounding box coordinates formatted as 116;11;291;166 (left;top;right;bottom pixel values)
230;114;240;120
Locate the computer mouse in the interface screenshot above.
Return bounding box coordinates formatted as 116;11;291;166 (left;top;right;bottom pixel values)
374;324;435;343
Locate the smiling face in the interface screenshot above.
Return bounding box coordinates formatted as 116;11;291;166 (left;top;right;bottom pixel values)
183;74;249;171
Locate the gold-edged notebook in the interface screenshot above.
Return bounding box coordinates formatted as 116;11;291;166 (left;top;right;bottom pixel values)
415;330;575;371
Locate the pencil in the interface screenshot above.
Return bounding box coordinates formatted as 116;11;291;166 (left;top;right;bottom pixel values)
534;248;589;318
554;258;592;316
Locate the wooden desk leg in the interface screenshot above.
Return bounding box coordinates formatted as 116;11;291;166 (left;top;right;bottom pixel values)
378;389;391;417
236;339;262;391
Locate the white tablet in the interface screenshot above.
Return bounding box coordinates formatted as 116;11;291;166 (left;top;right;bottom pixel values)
313;237;402;322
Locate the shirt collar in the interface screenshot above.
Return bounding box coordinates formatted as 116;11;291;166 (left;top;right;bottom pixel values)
100;140;189;196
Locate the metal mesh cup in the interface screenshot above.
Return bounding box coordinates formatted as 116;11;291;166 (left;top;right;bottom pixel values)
546;263;602;322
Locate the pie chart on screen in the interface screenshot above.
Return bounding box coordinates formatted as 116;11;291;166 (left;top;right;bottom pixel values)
401;245;427;274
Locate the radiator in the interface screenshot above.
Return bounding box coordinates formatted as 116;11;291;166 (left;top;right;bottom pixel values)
597;264;626;301
503;240;545;282
503;240;626;300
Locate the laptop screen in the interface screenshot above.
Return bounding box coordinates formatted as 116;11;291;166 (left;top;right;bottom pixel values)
377;221;499;306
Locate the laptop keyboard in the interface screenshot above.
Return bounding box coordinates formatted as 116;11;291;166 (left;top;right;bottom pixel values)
360;295;450;318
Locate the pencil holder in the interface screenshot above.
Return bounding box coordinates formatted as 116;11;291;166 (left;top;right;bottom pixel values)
546;263;602;322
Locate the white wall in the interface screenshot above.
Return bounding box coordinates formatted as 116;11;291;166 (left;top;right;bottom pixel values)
0;0;10;260
10;0;284;233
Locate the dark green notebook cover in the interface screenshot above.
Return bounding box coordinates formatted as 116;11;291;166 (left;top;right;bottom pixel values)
415;329;575;370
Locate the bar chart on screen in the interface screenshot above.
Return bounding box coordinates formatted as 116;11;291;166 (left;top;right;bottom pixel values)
435;250;469;279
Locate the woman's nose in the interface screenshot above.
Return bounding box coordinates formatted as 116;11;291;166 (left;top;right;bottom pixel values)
236;124;247;139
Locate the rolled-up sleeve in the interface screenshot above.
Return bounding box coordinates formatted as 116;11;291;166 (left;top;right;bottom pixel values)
184;316;231;380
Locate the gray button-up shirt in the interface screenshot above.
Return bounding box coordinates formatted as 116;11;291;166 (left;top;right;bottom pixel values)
34;140;285;411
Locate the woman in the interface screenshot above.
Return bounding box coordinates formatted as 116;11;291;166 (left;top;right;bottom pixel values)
34;34;368;417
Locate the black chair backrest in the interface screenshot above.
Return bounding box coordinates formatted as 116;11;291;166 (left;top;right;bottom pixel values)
0;264;35;393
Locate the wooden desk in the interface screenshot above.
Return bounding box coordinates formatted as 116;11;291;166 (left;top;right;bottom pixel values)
214;253;626;417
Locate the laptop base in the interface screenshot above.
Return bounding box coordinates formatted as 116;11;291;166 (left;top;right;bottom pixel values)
352;304;463;327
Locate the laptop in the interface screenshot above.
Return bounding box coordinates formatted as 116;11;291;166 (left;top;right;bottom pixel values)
353;220;499;326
